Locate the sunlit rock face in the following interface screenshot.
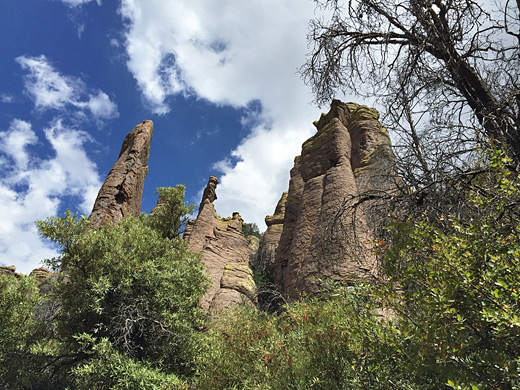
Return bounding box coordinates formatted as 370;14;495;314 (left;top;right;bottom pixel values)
273;100;399;299
89;120;153;228
184;176;256;312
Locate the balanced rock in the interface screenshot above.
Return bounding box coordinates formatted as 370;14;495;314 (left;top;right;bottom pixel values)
184;176;256;312
273;100;399;299
89;120;153;228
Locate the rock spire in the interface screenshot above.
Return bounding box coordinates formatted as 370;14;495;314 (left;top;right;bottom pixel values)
273;100;399;299
184;176;256;312
89;120;153;228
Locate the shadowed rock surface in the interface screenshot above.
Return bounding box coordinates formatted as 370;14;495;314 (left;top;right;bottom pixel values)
256;192;287;277
184;176;256;312
273;100;399;299
89;120;153;228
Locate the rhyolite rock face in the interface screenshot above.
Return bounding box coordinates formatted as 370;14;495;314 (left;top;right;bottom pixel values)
0;265;23;278
256;192;287;277
184;176;256;312
273;100;398;299
89;120;153;228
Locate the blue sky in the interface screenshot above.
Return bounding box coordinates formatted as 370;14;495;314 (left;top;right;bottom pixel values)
0;0;330;273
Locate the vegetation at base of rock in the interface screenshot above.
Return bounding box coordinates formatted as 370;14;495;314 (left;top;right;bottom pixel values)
195;150;520;390
196;285;417;390
70;336;188;390
0;188;207;389
2;153;520;389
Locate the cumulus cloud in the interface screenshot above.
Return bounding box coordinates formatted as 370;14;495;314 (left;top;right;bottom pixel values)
17;55;118;121
120;0;327;228
0;119;101;274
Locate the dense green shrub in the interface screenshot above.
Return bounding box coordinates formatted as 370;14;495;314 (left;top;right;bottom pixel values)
379;150;520;389
70;335;188;390
37;212;207;376
196;285;419;390
0;186;206;389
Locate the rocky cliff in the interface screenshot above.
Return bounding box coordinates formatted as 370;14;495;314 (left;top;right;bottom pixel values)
184;176;256;312
273;100;398;299
89;120;153;228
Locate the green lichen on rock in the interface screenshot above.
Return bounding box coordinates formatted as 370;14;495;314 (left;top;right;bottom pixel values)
218;216;233;224
346;103;380;123
302;134;322;155
354;145;388;176
380;126;390;139
220;262;256;298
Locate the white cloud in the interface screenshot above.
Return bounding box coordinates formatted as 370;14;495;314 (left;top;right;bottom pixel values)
0;94;14;103
16;55;118;121
120;0;327;228
0;119;102;274
0;119;38;170
60;0;102;7
84;91;119;121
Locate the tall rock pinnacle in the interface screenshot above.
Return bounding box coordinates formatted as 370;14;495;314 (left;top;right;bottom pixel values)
89;120;153;228
273;100;399;299
184;176;256;312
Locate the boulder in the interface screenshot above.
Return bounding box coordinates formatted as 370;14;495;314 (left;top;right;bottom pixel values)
29;267;53;284
0;265;22;278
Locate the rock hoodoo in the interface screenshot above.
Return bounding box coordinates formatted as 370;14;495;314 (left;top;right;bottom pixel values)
256;192;287;277
89;120;153;228
184;176;256;312
273;100;398;299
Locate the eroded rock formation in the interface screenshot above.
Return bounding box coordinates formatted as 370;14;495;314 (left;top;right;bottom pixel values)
256;192;287;277
89;120;153;228
273;100;398;299
0;265;23;278
184;176;256;312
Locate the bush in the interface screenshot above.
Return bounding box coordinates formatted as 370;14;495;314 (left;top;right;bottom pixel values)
196;285;418;390
379;150;520;389
70;335;188;390
0;186;208;388
36;210;208;377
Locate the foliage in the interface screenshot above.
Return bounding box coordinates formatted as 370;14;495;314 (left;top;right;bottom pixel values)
378;150;520;389
70;335;188;390
147;185;194;241
36;212;207;376
196;286;418;390
0;186;204;389
242;222;263;239
0;274;43;388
